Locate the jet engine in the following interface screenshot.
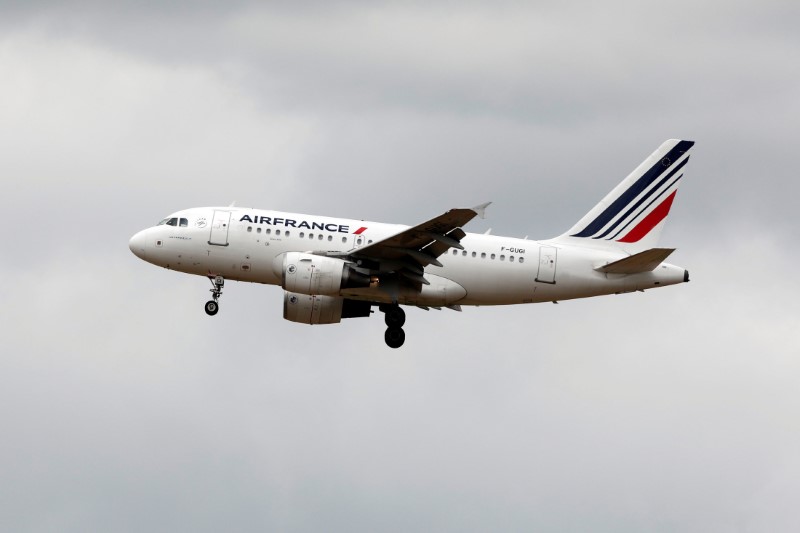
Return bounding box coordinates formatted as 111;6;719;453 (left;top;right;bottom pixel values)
283;292;372;325
278;252;371;296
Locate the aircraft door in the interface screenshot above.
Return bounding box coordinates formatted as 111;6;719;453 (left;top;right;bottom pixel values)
208;210;231;246
535;245;557;284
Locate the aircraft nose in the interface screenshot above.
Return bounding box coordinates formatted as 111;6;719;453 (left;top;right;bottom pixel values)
129;230;148;260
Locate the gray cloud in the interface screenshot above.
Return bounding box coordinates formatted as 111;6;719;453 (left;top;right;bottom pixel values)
1;2;799;532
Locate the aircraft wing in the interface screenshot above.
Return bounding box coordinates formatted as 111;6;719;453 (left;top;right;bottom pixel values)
351;202;490;282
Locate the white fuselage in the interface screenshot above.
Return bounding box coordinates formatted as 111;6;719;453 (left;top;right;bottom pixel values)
129;207;687;307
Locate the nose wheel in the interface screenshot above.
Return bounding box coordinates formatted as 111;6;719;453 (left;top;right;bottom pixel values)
380;304;406;348
205;275;224;316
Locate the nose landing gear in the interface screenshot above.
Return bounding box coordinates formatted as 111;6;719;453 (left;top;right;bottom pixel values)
205;275;224;316
380;304;406;348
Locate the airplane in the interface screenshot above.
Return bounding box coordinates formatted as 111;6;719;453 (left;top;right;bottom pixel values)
129;139;694;348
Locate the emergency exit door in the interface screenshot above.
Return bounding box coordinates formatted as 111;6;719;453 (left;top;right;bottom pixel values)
208;210;231;246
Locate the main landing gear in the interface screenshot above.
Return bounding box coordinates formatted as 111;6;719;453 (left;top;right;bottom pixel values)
205;275;224;316
381;304;406;349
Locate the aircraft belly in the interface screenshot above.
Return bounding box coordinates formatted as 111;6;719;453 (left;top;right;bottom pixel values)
442;260;535;306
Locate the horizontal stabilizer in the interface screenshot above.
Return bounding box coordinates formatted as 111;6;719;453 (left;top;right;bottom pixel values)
596;248;675;274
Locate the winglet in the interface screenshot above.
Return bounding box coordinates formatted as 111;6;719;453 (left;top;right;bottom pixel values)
471;202;491;219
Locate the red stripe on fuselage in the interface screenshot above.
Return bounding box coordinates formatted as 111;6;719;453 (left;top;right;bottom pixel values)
617;191;677;243
353;227;368;235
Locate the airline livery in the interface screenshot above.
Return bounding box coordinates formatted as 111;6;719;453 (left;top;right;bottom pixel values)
129;139;694;348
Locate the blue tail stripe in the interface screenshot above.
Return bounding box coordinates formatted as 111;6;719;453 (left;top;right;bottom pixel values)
607;173;683;240
593;157;688;239
571;140;694;238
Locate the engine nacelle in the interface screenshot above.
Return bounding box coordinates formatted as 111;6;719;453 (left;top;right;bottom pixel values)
283;292;372;325
278;252;370;296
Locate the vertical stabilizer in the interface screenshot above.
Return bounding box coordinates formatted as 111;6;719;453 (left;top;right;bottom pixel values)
556;139;694;253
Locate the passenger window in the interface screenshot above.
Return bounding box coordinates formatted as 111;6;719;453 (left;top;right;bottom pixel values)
309;233;314;239
500;255;505;261
276;230;281;236
519;257;525;263
328;235;332;241
319;235;323;240
179;218;188;227
285;231;290;237
481;253;486;259
342;237;347;243
257;228;262;234
266;229;271;235
300;232;305;238
452;249;457;255
462;251;467;256
471;252;476;257
491;254;496;260
510;256;514;262
247;226;252;232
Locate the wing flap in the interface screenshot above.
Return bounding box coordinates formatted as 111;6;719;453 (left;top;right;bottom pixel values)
596;248;676;274
423;231;464;249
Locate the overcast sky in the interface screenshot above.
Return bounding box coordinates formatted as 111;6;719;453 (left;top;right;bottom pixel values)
2;2;799;532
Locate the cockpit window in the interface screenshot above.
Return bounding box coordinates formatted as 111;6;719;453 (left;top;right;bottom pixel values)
157;217;187;227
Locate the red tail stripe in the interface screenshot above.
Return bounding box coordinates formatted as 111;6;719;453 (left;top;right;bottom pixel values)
617;191;677;243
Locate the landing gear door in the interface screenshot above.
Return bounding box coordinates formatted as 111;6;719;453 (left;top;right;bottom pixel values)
536;245;557;284
208;210;231;246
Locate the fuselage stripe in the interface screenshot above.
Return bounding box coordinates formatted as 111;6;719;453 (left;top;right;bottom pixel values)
606;173;683;240
617;190;677;243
